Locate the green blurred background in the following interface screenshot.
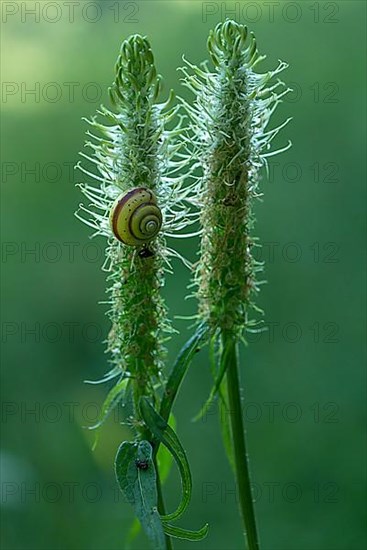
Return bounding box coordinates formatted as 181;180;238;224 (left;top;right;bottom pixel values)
1;1;366;549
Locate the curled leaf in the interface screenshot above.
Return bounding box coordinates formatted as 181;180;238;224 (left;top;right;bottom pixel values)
163;522;209;541
140;397;191;522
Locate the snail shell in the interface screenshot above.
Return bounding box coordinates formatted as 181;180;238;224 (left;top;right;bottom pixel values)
109;187;162;246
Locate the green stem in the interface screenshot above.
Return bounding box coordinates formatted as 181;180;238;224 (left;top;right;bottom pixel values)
154;457;173;550
223;332;260;550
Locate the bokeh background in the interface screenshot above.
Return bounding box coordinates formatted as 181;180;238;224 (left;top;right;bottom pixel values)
1;1;366;549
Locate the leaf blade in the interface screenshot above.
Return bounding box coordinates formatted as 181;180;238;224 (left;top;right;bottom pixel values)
115;440;166;550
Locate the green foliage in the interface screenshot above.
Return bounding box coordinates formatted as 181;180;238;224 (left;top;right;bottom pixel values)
139;398;208;540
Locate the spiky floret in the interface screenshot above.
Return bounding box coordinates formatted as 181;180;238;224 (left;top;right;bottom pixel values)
76;35;197;424
181;21;292;338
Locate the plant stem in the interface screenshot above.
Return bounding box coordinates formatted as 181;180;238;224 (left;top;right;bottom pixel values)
154;457;173;550
223;332;260;550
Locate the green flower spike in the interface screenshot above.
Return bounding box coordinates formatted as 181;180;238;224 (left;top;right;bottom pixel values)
181;20;292;338
76;35;197;427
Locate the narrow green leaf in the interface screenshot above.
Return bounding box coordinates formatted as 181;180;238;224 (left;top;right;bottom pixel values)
89;377;130;430
163;522;209;541
140;398;191;522
115;440;166;550
192;337;231;422
218;377;235;473
160;322;210;423
89;377;130;451
209;337;235;472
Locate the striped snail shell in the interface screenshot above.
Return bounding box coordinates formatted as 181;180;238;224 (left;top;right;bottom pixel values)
109;187;162;246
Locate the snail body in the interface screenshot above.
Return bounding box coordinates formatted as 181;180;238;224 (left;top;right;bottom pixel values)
109;187;162;246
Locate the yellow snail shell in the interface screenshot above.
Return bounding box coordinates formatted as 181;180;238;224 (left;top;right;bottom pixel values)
109;187;162;246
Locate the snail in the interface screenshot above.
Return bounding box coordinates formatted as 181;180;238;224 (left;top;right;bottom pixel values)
109;187;162;246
